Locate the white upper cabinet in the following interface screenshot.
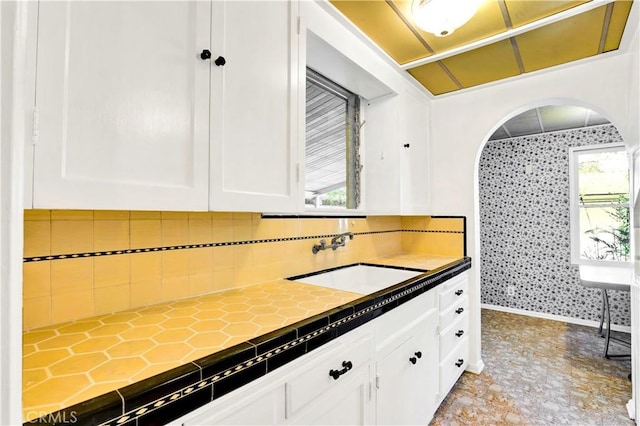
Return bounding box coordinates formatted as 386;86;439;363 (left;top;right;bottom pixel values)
363;96;402;215
400;89;430;214
32;1;211;211
209;1;299;212
364;90;430;215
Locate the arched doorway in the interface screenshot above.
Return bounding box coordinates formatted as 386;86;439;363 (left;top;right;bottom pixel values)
479;105;630;324
475;103;633;418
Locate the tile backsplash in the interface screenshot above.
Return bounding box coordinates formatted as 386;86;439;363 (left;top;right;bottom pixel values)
23;211;465;329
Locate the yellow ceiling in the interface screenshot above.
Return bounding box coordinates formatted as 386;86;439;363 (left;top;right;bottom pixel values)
330;0;634;96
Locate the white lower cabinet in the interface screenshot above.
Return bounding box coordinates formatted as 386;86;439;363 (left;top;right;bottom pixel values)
288;365;372;425
437;272;470;405
182;383;284;425
375;308;439;425
285;336;372;423
176;273;470;425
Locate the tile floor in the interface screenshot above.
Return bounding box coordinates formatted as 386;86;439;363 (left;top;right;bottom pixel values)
432;309;633;426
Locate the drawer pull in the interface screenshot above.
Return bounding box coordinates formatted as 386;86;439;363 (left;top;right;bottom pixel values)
455;359;464;368
329;361;353;380
455;289;464;296
409;351;422;365
455;307;464;314
455;330;464;337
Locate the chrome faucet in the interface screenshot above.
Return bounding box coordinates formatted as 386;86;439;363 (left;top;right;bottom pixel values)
330;232;354;249
312;232;354;254
312;239;327;254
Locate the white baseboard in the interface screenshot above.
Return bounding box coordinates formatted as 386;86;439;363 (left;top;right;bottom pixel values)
627;399;635;420
466;359;485;375
481;304;632;333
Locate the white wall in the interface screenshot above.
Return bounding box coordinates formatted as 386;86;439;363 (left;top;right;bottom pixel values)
429;49;634;375
627;15;639;150
1;1;27;424
628;15;640;420
431;52;634;232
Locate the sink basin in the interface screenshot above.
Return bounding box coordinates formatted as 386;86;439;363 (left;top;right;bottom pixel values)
289;264;425;295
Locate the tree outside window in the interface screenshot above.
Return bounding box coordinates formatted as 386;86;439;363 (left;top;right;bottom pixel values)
571;145;630;264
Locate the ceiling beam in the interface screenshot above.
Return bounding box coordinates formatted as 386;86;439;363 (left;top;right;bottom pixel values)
400;0;615;70
598;2;615;53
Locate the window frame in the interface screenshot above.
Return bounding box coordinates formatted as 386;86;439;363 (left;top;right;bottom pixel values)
569;143;630;266
304;67;362;212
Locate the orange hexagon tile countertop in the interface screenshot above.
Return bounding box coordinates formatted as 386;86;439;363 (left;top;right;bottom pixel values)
22;279;362;422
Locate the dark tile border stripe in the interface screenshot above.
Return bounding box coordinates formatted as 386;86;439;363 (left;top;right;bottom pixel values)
27;258;471;426
23;229;465;263
287;262;428;281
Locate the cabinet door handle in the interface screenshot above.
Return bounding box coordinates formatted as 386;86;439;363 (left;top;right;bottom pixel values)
455;359;464;368
455;307;464;314
214;56;227;67
455;289;464;296
455;330;464;337
200;49;212;60
329;360;353;380
409;351;422;364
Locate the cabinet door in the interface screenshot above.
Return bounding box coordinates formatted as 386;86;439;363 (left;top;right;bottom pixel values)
363;96;402;214
290;365;372;426
33;1;211;211
181;385;284;425
401;90;430;214
209;1;299;212
375;309;439;425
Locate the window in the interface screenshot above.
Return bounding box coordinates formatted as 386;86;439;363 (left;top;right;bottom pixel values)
305;68;361;210
570;144;630;264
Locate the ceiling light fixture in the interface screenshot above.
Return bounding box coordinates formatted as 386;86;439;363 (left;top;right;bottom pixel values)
411;0;482;37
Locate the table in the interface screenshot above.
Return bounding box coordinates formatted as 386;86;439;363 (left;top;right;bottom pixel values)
579;264;632;358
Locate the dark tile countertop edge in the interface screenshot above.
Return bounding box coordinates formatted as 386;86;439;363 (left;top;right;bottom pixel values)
27;257;472;426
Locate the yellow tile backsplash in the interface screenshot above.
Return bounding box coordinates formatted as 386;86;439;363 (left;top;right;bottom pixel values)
23;210;465;329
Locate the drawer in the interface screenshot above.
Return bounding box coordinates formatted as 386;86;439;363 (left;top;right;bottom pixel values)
439;312;469;359
439;295;468;328
438;275;468;310
285;335;372;418
374;289;436;350
439;337;469;398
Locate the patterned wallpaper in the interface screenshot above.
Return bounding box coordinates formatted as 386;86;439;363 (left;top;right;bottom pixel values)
479;124;630;326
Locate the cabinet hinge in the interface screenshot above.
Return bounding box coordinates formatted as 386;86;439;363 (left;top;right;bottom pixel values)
32;107;39;145
375;375;380;389
297;16;301;35
296;163;300;183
